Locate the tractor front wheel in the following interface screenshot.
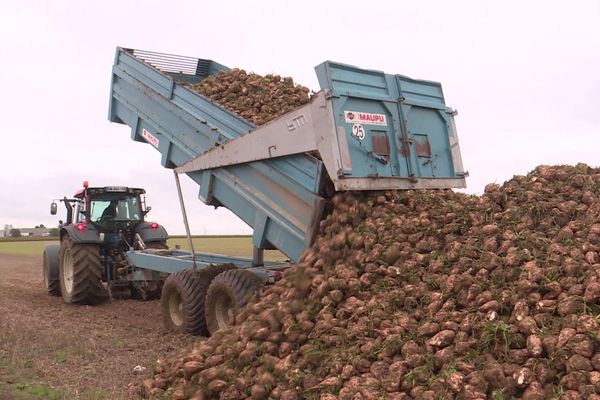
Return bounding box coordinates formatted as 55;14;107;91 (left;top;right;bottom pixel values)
205;269;263;336
43;244;61;296
59;237;107;305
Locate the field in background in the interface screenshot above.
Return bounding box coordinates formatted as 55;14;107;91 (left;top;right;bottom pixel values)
0;240;56;255
167;236;286;261
0;236;287;261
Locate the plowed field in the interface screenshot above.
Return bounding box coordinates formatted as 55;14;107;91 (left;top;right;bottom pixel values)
0;254;197;399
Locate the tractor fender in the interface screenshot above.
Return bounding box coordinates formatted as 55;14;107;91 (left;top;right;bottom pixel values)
60;224;103;244
136;222;168;243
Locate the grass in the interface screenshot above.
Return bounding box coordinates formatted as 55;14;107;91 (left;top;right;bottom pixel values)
0;236;286;261
0;381;107;400
0;356;67;399
0;383;67;400
167;236;286;261
479;320;513;357
0;240;58;255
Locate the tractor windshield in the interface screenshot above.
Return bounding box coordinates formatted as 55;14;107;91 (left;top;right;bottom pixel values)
90;195;142;224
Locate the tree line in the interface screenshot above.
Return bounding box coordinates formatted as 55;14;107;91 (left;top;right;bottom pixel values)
5;226;60;238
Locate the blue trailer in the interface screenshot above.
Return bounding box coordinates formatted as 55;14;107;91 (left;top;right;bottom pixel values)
45;48;467;336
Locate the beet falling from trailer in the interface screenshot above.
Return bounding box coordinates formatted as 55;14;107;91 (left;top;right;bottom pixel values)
137;163;600;400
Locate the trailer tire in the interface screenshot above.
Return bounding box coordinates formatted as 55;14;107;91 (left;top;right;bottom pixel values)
59;237;108;305
43;244;61;296
160;264;235;336
205;269;263;336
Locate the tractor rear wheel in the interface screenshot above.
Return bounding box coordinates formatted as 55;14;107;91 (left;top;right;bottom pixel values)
59;237;108;305
160;264;235;336
43;244;61;296
205;269;263;336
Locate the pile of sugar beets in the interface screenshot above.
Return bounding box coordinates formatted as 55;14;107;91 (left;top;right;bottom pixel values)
188;68;311;126
135;71;600;399
135;162;600;400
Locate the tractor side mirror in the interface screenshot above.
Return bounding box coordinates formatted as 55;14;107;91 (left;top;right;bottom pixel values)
50;202;58;215
143;206;151;216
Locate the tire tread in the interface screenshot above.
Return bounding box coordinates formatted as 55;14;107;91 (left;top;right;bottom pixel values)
59;238;107;305
205;269;263;335
160;264;235;336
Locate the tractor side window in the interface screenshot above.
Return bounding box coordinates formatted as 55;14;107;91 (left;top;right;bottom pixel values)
123;197;142;220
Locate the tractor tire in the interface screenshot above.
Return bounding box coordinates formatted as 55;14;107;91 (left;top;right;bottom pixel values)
160;264;235;336
205;269;263;336
43;244;61;296
59;236;108;305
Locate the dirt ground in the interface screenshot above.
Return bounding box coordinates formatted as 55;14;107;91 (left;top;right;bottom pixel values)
0;254;197;399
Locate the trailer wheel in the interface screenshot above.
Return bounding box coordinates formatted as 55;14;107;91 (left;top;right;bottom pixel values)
43;244;61;296
205;269;263;336
160;264;235;336
59;237;108;305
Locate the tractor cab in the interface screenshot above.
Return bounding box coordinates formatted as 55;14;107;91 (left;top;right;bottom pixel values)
78;186;148;232
51;182;150;232
50;181;161;242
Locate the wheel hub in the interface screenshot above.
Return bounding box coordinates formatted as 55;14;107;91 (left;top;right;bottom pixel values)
62;248;74;293
215;294;233;330
43;261;49;289
168;292;184;327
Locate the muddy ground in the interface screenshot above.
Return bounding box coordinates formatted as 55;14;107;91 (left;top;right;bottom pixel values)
0;254;197;399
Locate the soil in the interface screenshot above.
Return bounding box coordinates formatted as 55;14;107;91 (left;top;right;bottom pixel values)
0;253;197;399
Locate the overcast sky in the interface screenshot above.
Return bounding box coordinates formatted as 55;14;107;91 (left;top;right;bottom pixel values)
1;0;598;235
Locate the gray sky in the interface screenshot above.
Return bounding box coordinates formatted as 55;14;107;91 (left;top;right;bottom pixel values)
1;0;598;235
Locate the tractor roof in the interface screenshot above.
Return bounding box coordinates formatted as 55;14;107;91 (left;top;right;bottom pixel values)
73;186;145;198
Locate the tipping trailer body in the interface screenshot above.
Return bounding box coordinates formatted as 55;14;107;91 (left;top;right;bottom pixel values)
108;48;466;265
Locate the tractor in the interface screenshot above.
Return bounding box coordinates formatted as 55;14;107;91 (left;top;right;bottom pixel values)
43;182;169;304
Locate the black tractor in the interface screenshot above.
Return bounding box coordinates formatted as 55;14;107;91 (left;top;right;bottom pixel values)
43;182;169;304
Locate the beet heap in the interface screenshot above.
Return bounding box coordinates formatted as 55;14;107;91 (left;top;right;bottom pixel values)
189;69;311;126
137;163;600;400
